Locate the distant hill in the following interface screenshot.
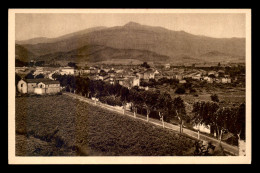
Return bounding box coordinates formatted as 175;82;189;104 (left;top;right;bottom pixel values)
34;45;170;63
15;44;35;62
199;51;245;63
16;22;245;64
16;26;107;45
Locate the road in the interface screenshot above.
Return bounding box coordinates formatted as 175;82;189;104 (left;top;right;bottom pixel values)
64;92;239;155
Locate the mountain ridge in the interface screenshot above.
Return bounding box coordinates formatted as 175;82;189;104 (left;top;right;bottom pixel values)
15;22;245;64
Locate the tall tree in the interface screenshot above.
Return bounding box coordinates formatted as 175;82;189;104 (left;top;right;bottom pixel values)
228;103;245;155
156;92;172;128
172;97;187;133
120;86;130;115
142;90;159;122
129;89;142;118
210;94;219;102
82;78;90;98
212;106;233;142
141;62;150;68
192;101;206;139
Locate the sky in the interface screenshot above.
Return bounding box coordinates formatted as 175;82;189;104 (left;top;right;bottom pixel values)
15;13;246;41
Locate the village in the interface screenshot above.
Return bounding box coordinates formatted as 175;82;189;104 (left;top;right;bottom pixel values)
10;9;252;161
16;60;245;95
15;61;246;156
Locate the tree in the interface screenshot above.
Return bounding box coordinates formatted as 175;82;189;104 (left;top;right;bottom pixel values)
89;80;105;104
156;92;172;128
68;62;77;68
213;107;232;142
25;70;35;79
192;101;220;139
192;101;206;139
172;97;187;133
129;89;142;118
104;83;122;99
82;78;90;98
35;73;44;79
210;94;219;102
208;74;216;78
75;76;84;95
120;87;130;115
228;103;245;155
67;75;76;93
141;90;159;122
141;62;150;68
35;61;45;66
175;87;185;94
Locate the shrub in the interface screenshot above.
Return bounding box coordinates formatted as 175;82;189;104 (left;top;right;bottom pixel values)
99;96;122;106
189;88;196;93
210;94;219;102
175;87;186;94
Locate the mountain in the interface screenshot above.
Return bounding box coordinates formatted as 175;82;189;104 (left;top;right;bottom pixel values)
16;26;107;45
34;44;171;63
16;37;52;45
16;22;245;64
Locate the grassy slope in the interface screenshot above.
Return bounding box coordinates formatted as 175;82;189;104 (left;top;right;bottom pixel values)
15;95;197;156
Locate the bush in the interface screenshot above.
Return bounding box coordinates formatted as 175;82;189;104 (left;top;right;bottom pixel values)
175;87;186;94
193;94;199;97
189;88;196;93
99;96;122;106
210;94;219;102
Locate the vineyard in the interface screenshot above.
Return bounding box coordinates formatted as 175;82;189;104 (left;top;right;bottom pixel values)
15;94;198;156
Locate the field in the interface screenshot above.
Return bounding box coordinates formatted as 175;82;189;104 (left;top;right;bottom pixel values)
15;94;197;156
156;83;245;107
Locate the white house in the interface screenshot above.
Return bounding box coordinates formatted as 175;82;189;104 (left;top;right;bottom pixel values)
165;63;171;69
221;77;232;83
193;124;211;134
176;74;183;81
179;80;187;84
60;67;75;75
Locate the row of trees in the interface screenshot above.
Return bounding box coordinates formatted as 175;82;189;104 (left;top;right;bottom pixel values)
53;74;188;132
53;74;245;153
192;101;245;154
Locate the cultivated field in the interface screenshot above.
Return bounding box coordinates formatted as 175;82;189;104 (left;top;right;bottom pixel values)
15;94;197;156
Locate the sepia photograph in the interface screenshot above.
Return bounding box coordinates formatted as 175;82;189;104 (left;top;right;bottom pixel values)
8;9;251;164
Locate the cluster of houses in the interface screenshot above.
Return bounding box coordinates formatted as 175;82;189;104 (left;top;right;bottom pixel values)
158;66;232;84
16;62;235;95
188;70;232;84
77;66;157;88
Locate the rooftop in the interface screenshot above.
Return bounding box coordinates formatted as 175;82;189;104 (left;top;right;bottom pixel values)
25;78;60;84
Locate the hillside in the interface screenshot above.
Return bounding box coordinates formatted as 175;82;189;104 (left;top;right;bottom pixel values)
16;95;197;156
15;44;35;62
199;51;245;63
35;45;171;63
16;26;107;45
16;22;245;64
